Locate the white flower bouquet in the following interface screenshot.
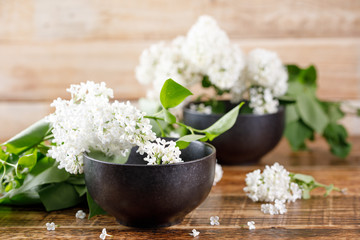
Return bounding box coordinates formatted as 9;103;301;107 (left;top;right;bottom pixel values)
0;79;240;217
136;15;353;158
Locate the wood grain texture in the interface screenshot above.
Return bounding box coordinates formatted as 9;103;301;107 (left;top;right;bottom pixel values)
0;0;359;41
0;39;358;102
1;135;360;240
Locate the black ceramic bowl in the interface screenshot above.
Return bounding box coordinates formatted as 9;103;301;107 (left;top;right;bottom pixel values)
183;101;285;165
83;139;216;228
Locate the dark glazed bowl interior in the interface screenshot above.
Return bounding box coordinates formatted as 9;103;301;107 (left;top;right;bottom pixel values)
183;101;285;165
83;139;216;228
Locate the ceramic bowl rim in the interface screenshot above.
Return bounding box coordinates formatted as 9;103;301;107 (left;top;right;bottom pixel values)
83;141;216;168
184;100;285;118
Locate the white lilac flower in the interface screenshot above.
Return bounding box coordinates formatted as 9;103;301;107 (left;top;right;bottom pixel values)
213;163;223;186
183;15;246;90
142;138;182;165
210;216;220;226
246;48;288;97
261;199;287;215
243;162;302;203
99;228;112;240
247;221;256;230
46;222;56;231
189;103;212;115
75;210;86;219
249;87;279;114
189;229;200;237
136;37;202;102
47;81;180;174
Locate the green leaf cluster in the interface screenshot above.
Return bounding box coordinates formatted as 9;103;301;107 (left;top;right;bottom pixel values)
154;79;243;148
283;65;351;158
0;119;87;211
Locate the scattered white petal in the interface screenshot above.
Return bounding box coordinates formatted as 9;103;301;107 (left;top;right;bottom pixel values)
247;221;256;230
75;210;86;219
210;216;220;226
46;222;56;231
189;229;200;237
99;228;112;239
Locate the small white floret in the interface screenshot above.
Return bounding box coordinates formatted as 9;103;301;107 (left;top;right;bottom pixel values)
210;216;220;226
189;229;200;237
46;222;56;231
75;210;86;219
247;221;256;230
99;228;112;239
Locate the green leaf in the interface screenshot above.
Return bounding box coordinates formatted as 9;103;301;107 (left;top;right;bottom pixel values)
15;150;37;178
201;103;243;141
87;192;107;218
3;118;51;155
357;109;360;117
8;164;70;198
0;190;41;205
163;108;176;124
201;76;212;88
284;120;313;151
320;101;344;123
323;123;351;158
292;173;315;184
176;134;207;149
88;150;129;164
74;185;87;197
285;104;299;124
296;94;329;134
286;65;301;82
160;79;193;109
300;65;317;87
66;175;86;185
39;183;82;211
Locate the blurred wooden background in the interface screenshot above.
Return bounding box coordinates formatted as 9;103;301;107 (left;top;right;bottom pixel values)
0;0;359;141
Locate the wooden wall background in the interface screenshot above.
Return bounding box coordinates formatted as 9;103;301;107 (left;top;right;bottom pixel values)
0;0;359;141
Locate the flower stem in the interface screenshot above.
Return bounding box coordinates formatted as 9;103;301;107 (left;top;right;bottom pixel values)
0;159;16;168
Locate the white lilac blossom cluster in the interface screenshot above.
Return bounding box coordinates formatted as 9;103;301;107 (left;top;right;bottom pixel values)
47;81;182;174
244;163;302;215
244;162;302;203
136;37;203;100
136;15;287;115
136;15;245;103
261;199;287;215
242;48;288;114
141;138;182;165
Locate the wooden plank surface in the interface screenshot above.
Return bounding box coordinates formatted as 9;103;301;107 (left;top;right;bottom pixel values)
0;0;359;41
0;38;358;102
0;134;359;239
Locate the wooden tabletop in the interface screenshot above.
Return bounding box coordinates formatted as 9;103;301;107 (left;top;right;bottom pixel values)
1;137;359;239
